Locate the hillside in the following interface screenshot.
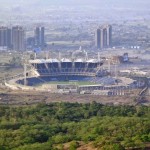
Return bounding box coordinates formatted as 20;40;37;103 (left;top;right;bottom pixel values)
0;103;149;150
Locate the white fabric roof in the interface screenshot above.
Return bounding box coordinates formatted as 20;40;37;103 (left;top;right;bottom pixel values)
29;59;101;64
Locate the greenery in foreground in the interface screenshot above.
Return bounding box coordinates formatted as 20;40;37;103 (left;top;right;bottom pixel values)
0;102;149;150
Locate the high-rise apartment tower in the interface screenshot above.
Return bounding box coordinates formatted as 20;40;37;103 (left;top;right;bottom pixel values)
35;27;45;49
95;25;112;49
12;26;25;51
0;26;12;49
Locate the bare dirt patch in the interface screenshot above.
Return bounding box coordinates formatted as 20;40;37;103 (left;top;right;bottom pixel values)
0;87;145;106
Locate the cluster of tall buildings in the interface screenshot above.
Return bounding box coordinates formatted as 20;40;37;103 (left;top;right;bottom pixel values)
95;25;112;49
0;26;45;51
26;27;45;50
34;27;45;48
0;24;112;51
0;26;25;51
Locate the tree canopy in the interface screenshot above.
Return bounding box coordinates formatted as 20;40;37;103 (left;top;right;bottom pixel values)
0;102;149;150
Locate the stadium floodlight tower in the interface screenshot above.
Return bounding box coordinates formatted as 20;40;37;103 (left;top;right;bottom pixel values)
59;52;61;61
24;63;27;85
98;52;101;62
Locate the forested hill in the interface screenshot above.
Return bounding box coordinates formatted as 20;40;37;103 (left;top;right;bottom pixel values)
0;102;149;150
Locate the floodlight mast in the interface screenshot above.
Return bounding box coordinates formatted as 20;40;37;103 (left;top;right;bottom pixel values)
45;51;49;59
59;52;61;61
34;52;37;59
98;52;100;62
115;63;118;79
24;63;27;86
107;56;111;74
85;52;88;61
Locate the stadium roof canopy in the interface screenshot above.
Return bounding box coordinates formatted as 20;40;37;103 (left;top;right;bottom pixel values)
29;58;101;64
29;59;60;63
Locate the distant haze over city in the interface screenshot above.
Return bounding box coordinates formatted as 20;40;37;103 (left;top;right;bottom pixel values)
0;0;149;8
0;0;150;6
0;0;150;23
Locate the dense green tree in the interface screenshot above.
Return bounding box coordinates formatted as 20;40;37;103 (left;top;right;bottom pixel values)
0;103;148;149
69;141;79;150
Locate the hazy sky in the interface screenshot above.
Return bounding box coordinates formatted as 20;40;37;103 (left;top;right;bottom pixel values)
0;0;149;22
0;0;150;8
